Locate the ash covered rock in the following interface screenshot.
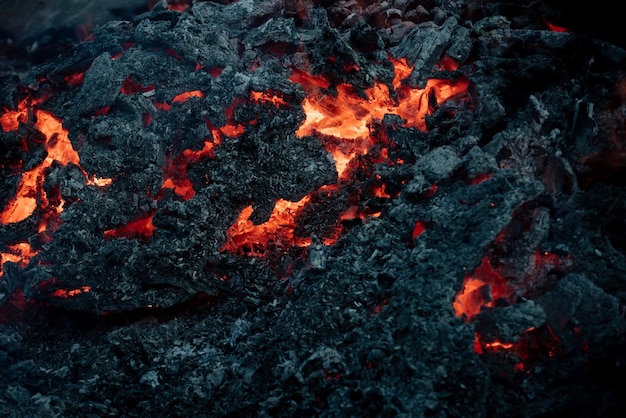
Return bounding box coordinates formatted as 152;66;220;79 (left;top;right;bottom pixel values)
0;1;626;418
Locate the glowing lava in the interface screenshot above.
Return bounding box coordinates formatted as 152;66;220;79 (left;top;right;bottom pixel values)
453;257;508;321
0;243;37;278
221;57;469;256
2;101;74;223
1;100;113;225
104;213;156;243
221;196;312;256
292;57;469;177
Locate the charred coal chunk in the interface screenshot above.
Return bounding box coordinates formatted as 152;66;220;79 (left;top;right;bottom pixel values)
297;8;376;89
391;16;458;88
74;53;125;117
538;273;622;350
0;74;19;110
475;299;547;346
28;21;133;86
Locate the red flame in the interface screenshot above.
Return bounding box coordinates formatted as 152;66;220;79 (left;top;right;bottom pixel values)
104;213;156;243
221;196;311;256
291;57;469;178
50;286;91;299
0;99;112;225
0;243;38;278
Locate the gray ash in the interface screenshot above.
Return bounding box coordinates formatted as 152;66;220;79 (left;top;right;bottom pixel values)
0;1;625;417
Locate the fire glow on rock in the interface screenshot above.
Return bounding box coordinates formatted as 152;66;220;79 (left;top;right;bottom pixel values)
221;58;469;254
0;98;112;297
0;1;619;388
0;52;469;295
293;58;469;177
0;43;559;366
1;1;626;416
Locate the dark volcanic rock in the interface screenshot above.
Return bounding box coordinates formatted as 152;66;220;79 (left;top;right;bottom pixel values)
1;1;626;417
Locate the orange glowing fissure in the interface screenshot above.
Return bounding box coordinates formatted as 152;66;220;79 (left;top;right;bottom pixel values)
454;250;569;322
0;99;112;225
0;242;37;278
159;90;289;201
455;245;570;362
50;286;91;298
293;57;469;178
220;57;468;256
221;196;312;256
4;58;468;263
103;214;156;242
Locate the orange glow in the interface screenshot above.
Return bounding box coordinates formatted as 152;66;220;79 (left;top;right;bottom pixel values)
120;77;155;95
250;91;288;107
165;0;192;12
0;242;37;278
338;205;359;221
172;90;204;103
292;58;469;177
542;16;571;33
453;257;508;321
371;184;391;198
50;286;91;298
469;172;493;185
372;175;392;198
484;340;515;350
290;68;331;90
0;99;29;132
455;245;571;322
1;99;112;226
92;106;110;117
154;102;172;111
162;139;218;200
86;176;113;187
392;57;412;90
0;106;80;224
153;90;204;112
219;124;246;137
63;71;85;87
221;196;311;256
104;214;155;242
434;55;461;72
474;325;563;366
295;58;468;139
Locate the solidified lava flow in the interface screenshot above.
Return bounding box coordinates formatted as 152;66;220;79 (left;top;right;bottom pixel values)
1;1;626;417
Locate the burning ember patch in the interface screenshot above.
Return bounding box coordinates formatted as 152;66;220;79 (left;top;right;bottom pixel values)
0;99;112;230
0;1;626;417
292;57;469;177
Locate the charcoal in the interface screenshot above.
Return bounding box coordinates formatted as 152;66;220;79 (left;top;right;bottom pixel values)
391;16;458;87
475;300;547;343
0;1;626;417
75;53;125;116
0;75;19;110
